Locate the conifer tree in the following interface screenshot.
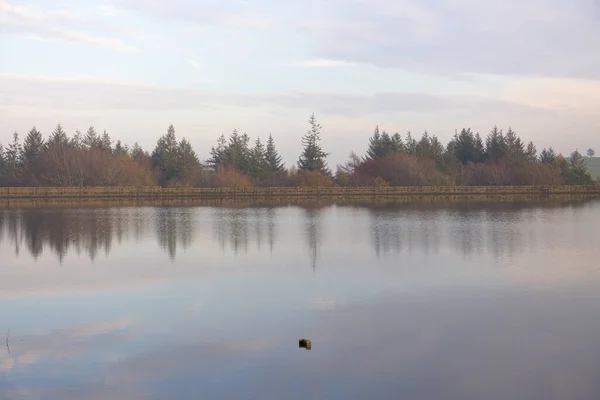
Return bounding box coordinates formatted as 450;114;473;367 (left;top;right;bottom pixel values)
249;137;269;181
46;124;69;148
207;134;227;170
114;140;128;156
0;144;6;175
525;141;537;163
485;126;506;162
390;132;404;154
404;131;418;155
504;127;524;161
152;124;180;184
365;126;383;159
21;126;44;165
83;126;100;150
298;113;330;174
71;129;83;149
265;134;284;173
6;132;23;176
448;128;484;165
540;147;557;165
100;130;113;152
177;138;200;180
569;150;592;184
224;129;251;173
130;142;145;161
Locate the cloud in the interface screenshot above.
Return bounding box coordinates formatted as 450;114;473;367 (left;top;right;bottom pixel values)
0;317;136;372
186;58;202;69
287;59;357;68
2;72;596;164
97;3;121;17
295;0;600;79
0;73;555;118
0;1;137;52
103;338;279;385
113;0;273;29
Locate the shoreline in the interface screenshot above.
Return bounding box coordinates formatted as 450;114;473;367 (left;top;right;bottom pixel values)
0;185;599;200
0;193;598;209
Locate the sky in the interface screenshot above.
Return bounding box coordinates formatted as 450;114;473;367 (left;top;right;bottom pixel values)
1;0;599;166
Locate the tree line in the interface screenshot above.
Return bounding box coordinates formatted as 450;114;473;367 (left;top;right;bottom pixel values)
0;114;597;187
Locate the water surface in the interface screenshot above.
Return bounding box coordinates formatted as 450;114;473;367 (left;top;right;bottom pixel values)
1;198;600;399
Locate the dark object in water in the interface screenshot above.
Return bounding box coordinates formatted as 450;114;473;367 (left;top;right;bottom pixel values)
299;338;312;350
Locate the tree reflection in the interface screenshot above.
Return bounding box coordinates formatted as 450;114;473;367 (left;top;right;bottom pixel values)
154;207;195;261
368;200;593;260
211;207;280;255
369;209;443;257
0;198;595;264
302;206;324;271
0;208;150;262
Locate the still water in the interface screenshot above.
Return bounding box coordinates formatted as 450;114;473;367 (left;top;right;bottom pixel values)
1;198;600;399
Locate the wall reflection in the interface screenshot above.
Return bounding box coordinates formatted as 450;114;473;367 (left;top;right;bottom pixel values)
0;198;597;264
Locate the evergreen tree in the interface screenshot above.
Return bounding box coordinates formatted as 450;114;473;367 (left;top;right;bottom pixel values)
365;126;386;159
130;142;145;161
390;132;404;154
540;147;557;165
83;126;100;150
569;150;593;184
448;128;484;165
71;129;84;149
365;126;404;160
0;143;6;175
298;113;330;174
404;131;418;155
429;135;446;169
265;134;284;173
100;130;112;152
475;133;485;157
485;126;506;162
21;126;44;165
46;124;69;148
152;124;180;184
504;127;524;161
207;134;228;170
114;140;128;156
525;141;538;163
416;131;433;159
249;137;269;181
223;129;251;173
6;132;23;176
177;138;199;180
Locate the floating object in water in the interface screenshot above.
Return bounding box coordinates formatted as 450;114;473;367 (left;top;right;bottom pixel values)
299;338;312;350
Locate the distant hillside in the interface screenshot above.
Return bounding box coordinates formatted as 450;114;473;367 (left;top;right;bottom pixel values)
564;156;600;179
584;157;600;179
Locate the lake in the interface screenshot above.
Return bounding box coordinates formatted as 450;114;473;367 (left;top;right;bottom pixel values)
1;198;600;400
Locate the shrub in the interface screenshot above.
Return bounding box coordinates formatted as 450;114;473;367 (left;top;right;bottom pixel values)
215;169;252;188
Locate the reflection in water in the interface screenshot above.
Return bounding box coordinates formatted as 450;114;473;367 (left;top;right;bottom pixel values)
368;200;594;259
303;207;324;270
2;197;600;399
155;207;195;260
0;199;597;263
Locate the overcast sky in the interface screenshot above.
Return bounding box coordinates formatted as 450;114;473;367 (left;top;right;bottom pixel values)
1;0;599;166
